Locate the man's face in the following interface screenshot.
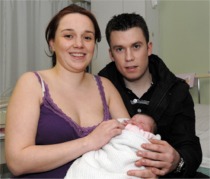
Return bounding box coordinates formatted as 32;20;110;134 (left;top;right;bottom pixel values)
109;27;152;82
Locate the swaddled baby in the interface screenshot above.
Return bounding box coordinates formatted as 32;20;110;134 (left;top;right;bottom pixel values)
65;114;161;179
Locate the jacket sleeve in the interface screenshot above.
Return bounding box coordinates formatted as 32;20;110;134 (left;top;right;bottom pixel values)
158;83;202;178
175;91;202;177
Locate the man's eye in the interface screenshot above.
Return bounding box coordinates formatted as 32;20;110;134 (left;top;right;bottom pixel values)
133;44;140;49
116;47;123;52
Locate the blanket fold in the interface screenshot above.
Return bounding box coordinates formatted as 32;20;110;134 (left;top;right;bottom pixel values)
65;123;160;179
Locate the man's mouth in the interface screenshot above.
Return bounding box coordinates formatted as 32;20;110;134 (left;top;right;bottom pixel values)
125;66;137;70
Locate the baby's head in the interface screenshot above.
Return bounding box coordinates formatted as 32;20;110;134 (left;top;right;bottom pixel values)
125;114;157;133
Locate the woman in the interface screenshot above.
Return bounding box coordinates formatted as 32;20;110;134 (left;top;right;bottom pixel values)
5;4;129;178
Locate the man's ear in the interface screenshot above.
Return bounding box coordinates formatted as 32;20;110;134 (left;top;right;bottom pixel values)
109;49;115;62
147;42;153;56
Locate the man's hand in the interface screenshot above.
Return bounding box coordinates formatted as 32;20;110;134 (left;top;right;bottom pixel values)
127;167;158;179
135;139;180;176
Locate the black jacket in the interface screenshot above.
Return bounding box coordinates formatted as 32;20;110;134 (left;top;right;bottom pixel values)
98;54;202;178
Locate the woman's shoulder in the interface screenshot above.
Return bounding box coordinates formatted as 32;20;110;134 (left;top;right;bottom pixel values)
9;71;45;103
18;70;48;82
85;74;113;88
97;75;114;87
15;71;49;92
17;71;39;83
96;75;121;99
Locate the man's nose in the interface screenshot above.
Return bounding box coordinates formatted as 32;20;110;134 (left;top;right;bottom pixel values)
125;49;134;62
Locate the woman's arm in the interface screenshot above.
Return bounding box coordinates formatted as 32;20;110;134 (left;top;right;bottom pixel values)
5;72;124;176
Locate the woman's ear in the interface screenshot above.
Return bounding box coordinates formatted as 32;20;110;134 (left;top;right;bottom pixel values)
49;39;55;52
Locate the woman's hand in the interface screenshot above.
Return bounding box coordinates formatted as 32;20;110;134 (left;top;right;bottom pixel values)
135;139;180;176
87;119;125;150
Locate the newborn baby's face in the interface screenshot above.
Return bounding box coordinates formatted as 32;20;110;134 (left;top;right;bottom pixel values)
126;114;154;133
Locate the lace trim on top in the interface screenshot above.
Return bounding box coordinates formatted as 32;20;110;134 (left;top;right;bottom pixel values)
94;76;111;120
34;72;111;137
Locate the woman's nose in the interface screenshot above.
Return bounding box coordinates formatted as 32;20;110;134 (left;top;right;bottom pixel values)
74;37;83;48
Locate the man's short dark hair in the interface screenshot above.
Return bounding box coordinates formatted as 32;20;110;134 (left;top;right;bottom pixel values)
105;13;149;46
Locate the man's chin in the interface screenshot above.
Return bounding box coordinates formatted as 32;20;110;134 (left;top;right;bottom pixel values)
124;75;141;82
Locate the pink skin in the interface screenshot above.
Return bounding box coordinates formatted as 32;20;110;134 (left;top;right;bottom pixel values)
123;114;155;133
50;13;95;73
109;27;152;83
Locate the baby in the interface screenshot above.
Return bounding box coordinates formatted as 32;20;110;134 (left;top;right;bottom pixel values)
65;114;160;179
122;114;158;137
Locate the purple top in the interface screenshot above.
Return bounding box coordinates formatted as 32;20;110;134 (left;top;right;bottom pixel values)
15;72;111;178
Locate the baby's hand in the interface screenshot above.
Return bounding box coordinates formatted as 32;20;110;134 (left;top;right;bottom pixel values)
117;118;130;126
122;120;128;126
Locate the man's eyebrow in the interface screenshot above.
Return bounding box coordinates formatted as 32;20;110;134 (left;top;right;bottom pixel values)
112;41;143;48
132;41;143;45
112;45;123;49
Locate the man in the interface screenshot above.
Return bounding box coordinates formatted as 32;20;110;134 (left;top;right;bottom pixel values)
99;13;207;178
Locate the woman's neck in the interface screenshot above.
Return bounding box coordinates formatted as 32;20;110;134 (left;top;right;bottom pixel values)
51;66;87;88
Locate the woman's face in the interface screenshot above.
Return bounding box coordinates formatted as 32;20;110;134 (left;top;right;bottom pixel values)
50;13;95;72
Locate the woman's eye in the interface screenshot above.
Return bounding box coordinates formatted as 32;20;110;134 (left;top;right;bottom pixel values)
85;36;91;40
64;34;73;39
84;36;93;41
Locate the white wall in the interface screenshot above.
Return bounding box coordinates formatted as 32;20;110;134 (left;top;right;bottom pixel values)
159;0;209;104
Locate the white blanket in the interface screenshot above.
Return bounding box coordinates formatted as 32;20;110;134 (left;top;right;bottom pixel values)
65;123;160;179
